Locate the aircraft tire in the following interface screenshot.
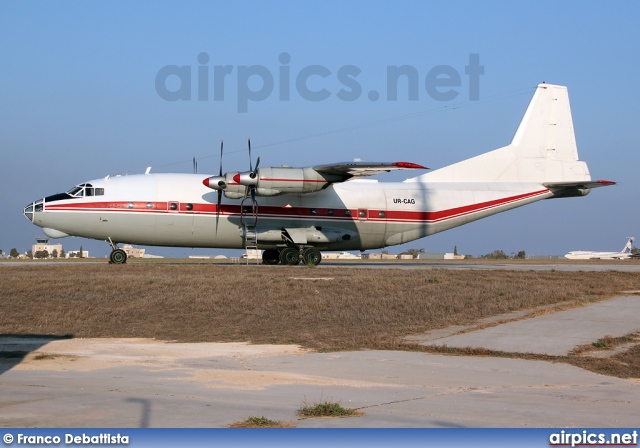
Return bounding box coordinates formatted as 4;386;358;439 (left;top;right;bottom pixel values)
302;248;322;266
280;247;300;265
109;249;127;264
262;249;280;265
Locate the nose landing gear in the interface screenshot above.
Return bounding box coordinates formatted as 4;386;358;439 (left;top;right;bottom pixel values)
107;238;127;264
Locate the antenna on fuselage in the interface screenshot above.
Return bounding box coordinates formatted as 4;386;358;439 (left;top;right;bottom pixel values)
145;167;152;174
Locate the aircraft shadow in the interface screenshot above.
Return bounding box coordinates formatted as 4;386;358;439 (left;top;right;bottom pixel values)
0;333;73;376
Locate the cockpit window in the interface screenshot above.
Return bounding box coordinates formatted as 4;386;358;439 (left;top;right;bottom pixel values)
66;183;104;197
67;186;83;197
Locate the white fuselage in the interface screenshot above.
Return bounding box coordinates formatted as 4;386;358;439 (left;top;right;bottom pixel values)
23;85;612;256
27;173;553;251
564;250;633;260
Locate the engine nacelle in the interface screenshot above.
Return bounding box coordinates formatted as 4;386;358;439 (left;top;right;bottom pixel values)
252;167;332;194
204;166;343;197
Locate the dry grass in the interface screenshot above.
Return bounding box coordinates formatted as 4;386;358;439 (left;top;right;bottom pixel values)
571;334;639;355
228;416;295;428
1;265;638;351
298;399;362;418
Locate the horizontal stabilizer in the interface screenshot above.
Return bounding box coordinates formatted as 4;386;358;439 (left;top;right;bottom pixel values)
544;180;616;189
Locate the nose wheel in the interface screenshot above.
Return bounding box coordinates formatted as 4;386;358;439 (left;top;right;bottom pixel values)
109;248;127;264
107;238;127;264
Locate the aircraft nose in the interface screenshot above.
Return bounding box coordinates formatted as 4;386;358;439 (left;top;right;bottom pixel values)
23;199;44;222
23;202;34;222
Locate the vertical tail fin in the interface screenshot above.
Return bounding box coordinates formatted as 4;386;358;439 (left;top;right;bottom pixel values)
407;84;592;184
622;237;635;253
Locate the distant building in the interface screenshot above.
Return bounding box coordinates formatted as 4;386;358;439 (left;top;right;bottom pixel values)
122;244;145;258
32;237;63;258
66;250;89;258
416;252;465;260
366;253;399;260
321;252;361;260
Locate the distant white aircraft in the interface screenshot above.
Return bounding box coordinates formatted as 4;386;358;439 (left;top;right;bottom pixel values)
565;237;636;260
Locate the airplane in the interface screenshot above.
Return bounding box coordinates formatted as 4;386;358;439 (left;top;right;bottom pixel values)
23;83;615;265
564;237;636;260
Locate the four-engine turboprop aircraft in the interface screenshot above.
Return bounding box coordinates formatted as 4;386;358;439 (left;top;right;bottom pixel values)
23;83;614;265
564;237;636;260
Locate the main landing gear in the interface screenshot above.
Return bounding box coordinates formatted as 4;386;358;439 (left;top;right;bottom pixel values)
107;238;127;264
261;247;322;266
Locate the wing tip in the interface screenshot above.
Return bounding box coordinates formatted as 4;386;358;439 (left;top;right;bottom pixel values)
392;162;428;169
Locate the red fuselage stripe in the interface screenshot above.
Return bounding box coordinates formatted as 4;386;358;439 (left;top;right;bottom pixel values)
44;189;549;223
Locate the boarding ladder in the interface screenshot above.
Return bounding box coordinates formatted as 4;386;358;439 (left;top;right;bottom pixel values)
240;197;260;265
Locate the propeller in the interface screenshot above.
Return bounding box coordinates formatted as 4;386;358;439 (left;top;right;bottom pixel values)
193;157;198;174
246;138;259;202
215;140;224;233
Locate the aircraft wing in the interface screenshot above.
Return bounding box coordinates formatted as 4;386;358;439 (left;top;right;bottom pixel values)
313;161;427;180
543;180;616;190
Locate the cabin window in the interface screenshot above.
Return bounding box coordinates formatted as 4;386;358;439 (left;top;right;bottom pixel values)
169;203;178;210
327;209;334;215
345;210;351;216
127;202;134;209
310;208;317;215
95;188;104;196
186;203;193;211
146;202;153;209
378;211;386;218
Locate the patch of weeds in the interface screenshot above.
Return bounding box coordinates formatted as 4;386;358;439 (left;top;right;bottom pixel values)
229;416;294;428
298;399;361;418
34;353;59;360
573;334;638;354
427;276;439;284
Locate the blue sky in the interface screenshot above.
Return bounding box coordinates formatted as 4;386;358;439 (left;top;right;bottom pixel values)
1;1;639;258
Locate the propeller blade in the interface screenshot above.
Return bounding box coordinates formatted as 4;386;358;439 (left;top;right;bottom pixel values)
248;138;252;172
193;157;197;174
254;156;260;173
219;140;223;177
